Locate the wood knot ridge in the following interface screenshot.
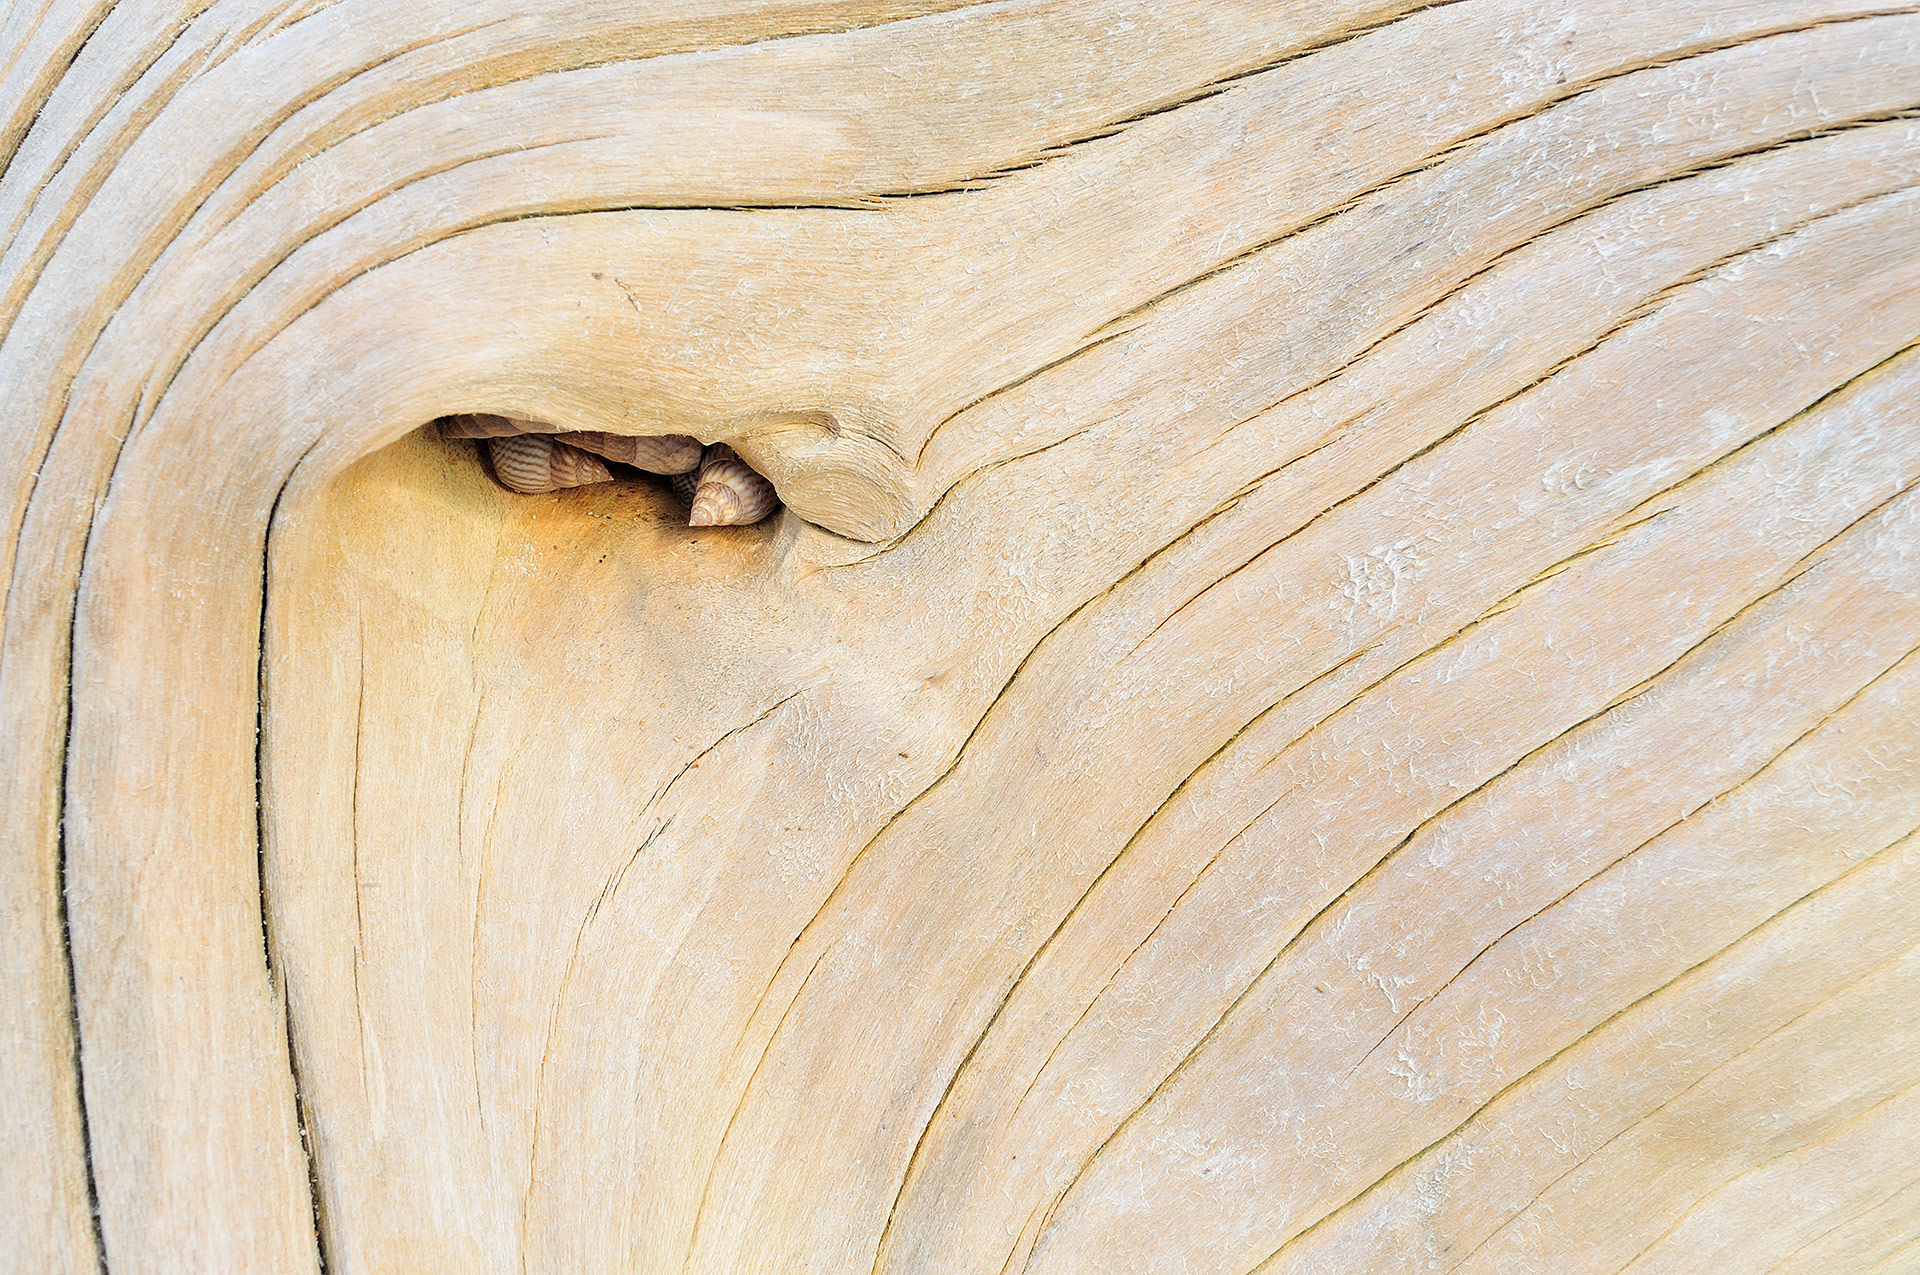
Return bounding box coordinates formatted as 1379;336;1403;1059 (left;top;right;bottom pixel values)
439;413;778;527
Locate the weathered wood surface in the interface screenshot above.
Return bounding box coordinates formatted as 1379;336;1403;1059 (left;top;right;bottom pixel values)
4;1;1918;1271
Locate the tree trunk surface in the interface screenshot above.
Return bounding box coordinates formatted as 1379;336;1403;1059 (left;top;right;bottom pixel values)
4;2;1918;1271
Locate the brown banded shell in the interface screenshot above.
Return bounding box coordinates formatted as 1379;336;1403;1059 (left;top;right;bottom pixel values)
486;434;614;493
441;413;556;439
555;430;702;475
688;444;778;526
670;469;700;504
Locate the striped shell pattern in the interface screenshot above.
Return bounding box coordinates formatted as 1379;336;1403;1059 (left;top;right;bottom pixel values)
687;444;778;527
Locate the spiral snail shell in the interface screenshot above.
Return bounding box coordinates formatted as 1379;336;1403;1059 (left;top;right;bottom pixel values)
554;430;702;475
486;434;613;493
442;413;555;439
688;444;779;527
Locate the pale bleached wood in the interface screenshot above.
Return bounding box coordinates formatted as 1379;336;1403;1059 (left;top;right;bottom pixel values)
1768;1175;1920;1275
3;1;1918;1272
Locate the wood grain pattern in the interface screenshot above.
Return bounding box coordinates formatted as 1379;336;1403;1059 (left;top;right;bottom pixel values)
2;1;1916;1271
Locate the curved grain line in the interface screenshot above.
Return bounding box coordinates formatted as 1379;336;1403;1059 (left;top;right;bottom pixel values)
0;31;214;338
0;0;114;183
1607;1079;1920;1275
51;15;526;432
1203;111;1920;459
590;689;803;925
0;0;377;337
1401;911;1920;1275
1076;9;1920;352
907;8;1920;470
1761;1170;1920;1273
50;443;110;1272
680;951;828;1273
872;203;1918;1255
1019;524;1903;1266
1347;630;1920;1089
774;177;1916;1271
255;424;342;1272
0;19;522;637
721;482;1276;1202
866;644;1377;1273
1101;178;1920;672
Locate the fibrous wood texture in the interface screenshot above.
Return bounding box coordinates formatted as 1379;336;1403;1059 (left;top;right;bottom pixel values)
4;2;1919;1271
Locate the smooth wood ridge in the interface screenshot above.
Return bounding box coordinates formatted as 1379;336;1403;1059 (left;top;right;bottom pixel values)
2;1;1917;1271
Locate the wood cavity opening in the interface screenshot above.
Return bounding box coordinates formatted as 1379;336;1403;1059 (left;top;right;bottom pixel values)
437;414;780;527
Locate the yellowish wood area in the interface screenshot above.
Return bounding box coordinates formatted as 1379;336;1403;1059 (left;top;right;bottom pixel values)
3;2;1918;1271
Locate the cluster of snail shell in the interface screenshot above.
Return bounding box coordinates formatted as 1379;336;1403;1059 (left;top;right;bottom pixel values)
439;413;779;526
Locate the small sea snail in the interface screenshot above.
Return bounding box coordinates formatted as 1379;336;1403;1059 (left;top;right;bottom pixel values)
487;433;613;494
689;444;779;527
553;430;702;475
441;413;546;439
440;415;779;526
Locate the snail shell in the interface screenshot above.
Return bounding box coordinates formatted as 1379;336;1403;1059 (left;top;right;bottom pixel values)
688;444;778;526
441;413;557;439
670;469;700;504
486;434;614;493
555;430;702;475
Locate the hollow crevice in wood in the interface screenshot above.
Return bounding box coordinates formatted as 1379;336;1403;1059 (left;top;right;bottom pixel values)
430;415;786;528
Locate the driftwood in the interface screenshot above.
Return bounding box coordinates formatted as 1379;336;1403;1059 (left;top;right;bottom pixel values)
4;1;1918;1270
